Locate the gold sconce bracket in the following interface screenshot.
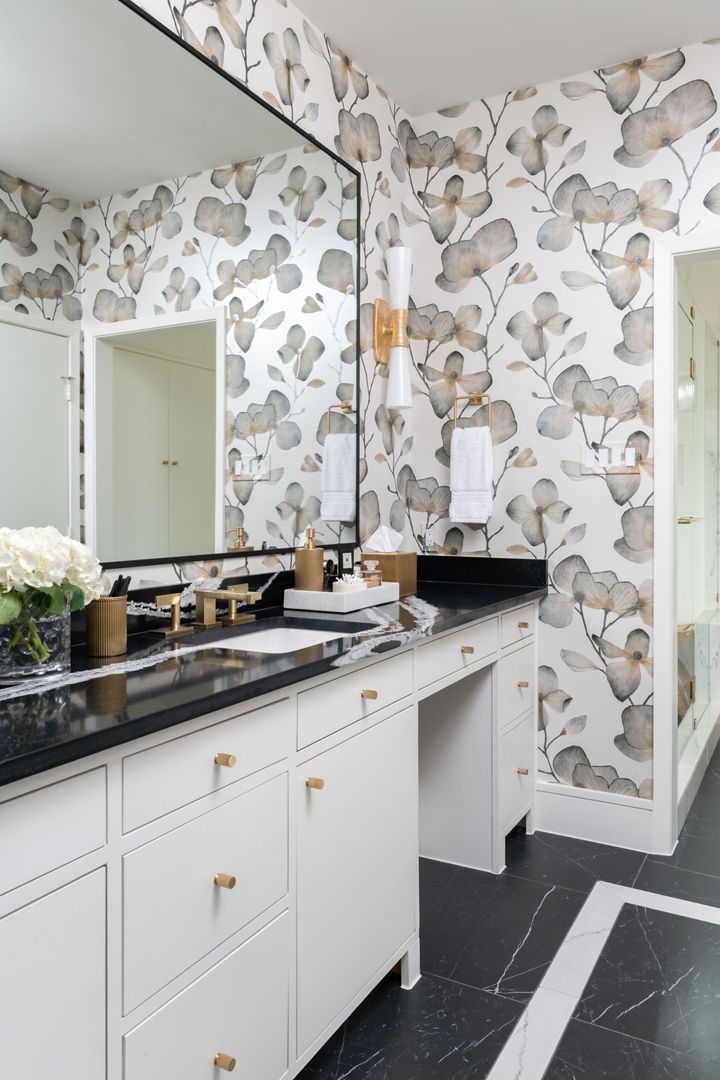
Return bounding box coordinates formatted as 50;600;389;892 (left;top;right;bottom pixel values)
373;299;408;366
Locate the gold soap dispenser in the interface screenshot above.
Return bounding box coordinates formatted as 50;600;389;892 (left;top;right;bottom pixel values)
295;527;324;590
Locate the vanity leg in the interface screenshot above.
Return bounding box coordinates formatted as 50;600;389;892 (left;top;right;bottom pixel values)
400;938;421;989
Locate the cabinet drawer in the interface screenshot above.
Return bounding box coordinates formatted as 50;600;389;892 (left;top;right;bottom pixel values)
123;773;287;1013
124;912;288;1080
499;642;535;728
0;768;106;895
415;618;497;689
122;698;290;831
501;604;535;649
297;651;413;748
499;711;535;833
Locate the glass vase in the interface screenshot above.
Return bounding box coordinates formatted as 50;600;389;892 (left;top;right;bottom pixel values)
0;606;71;683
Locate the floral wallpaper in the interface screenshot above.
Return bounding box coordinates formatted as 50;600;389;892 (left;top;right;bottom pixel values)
5;0;720;800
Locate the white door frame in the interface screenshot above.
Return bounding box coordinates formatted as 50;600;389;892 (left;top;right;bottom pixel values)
0;308;81;538
84;307;226;559
654;230;720;854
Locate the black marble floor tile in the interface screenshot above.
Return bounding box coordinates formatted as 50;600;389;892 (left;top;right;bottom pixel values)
646;832;720;879
635;857;720;907
681;772;720;841
297;972;523;1079
420;858;585;1003
573;903;720;1064
504;827;646;893
542;1018;720;1080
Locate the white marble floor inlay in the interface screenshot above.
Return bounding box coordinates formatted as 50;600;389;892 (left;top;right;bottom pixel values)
486;882;720;1080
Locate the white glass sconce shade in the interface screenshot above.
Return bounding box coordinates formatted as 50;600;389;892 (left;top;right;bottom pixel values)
385;246;412;409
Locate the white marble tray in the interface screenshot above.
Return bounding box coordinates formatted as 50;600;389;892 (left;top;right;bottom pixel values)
283;581;399;613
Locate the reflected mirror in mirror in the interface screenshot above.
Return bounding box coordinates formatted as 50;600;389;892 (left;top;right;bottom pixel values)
0;0;360;565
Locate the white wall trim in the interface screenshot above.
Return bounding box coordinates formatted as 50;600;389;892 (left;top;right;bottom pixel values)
654;230;720;856
534;780;654;853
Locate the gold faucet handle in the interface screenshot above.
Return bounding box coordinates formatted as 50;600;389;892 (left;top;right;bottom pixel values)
155;592;181;608
229;584;262;604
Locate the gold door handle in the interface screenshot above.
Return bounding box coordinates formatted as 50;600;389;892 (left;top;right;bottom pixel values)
517;681;529;688
517;621;529;629
678;516;703;524
517;767;529;775
361;689;378;699
214;753;236;768
306;777;325;789
214;873;236;889
461;646;475;655
214;1052;236;1071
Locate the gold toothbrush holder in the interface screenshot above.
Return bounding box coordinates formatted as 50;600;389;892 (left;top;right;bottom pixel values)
85;595;128;657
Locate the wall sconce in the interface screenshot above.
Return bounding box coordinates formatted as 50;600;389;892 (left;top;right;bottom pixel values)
373;245;412;409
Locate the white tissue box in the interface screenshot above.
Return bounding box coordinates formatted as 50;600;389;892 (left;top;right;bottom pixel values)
283;581;399;613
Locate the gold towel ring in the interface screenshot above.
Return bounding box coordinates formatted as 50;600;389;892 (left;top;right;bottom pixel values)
453;392;492;429
326;399;355;430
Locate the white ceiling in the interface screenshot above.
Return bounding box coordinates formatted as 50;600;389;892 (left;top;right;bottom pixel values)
1;0;304;201
294;0;720;116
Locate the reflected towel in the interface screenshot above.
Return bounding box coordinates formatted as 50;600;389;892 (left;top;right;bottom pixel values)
449;426;493;524
321;433;356;521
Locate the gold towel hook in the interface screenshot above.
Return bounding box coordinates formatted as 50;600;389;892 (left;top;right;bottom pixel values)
453;392;492;430
326;399;355;431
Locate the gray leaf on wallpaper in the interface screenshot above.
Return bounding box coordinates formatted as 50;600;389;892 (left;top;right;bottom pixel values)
594;628;652;701
506;105;571;175
263;29;309;107
435;217;517;292
536;364;639;442
419;351;490;418
704;181;720;212
615;705;653;762
614;79;716;166
552;745;640;795
506;479;570;547
540;555;641;629
614;506;653;563
506;291;570;360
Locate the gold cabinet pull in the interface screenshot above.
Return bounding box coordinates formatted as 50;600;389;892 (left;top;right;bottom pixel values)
361;689;378;699
461;646;475;655
517;621;529;629
517;680;529;688
306;777;325;789
214;873;236;889
162;459;169;465
214;1052;236;1071
170;460;179;466
214;753;236;768
517;767;529;775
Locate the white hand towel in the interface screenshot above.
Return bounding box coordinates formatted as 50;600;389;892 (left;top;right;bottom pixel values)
449;426;493;523
321;433;356;521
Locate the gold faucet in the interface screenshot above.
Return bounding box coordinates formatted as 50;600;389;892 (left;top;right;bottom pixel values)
149;593;194;638
227;527;254;552
194;583;263;628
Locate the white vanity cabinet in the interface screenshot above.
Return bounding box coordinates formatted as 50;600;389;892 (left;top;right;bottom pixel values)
0;597;538;1080
297;705;418;1055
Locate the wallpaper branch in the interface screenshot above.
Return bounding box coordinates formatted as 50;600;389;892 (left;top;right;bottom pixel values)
5;0;720;800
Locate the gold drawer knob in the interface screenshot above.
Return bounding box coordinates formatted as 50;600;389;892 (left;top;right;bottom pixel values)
214;1052;236;1071
361;689;378;699
517;621;529;629
517;681;529;688
517;767;529;775
214;873;236;889
214;753;236;768
306;777;325;789
461;646;475;655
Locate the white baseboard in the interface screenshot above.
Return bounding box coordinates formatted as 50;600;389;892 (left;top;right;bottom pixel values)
534;781;654;853
678;714;720;831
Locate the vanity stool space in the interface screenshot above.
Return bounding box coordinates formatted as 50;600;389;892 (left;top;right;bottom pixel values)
0;597;538;1080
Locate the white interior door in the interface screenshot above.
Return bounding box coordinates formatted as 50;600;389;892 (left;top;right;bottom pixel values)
0;313;78;533
169;359;215;556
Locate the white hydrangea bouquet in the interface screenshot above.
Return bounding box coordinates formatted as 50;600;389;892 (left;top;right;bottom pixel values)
0;526;104;668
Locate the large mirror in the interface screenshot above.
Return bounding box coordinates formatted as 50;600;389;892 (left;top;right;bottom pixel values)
0;0;360;564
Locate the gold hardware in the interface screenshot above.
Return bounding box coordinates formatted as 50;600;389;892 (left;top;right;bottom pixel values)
306;777;325;789
691;675;696;702
149;593;193;638
517;621;529;629
517;767;529;775
326;399;355;431
170;460;179;466
453;392;492;430
677;516;703;524
373;299;408;366
214;753;236;768
227;526;253;553
214;1052;236;1071
678;623;694;639
361;689;378;699
461;646;475;654
162;459;169;465
691;305;695;319
517;681;529;688
690;356;696;380
214;873;236;889
195;585;262;628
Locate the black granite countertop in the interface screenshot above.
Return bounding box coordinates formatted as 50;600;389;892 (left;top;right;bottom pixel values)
0;557;546;787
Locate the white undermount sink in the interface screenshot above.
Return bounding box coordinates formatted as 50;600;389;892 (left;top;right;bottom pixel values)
210;626;350;654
